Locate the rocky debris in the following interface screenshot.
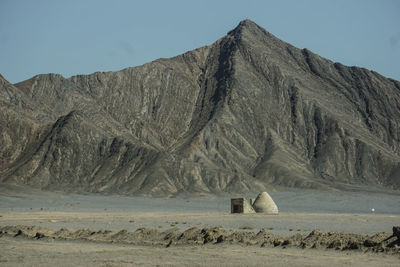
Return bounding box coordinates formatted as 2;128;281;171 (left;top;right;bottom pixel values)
393;226;400;238
1;20;400;195
1;225;399;254
382;226;400;248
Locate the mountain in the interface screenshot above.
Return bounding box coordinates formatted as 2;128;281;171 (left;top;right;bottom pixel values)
1;20;400;196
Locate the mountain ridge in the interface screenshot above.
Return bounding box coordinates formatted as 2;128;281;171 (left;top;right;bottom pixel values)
1;20;399;196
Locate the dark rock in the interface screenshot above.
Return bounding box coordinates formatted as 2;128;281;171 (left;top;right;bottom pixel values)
393;226;400;238
35;232;45;239
14;230;23;237
216;235;225;243
273;239;283;247
346;241;360;250
364;239;379;247
329;240;343;249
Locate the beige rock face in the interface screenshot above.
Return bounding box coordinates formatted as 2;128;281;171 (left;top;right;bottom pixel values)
252;192;279;214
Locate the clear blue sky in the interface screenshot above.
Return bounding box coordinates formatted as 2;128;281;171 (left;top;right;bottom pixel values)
1;0;399;83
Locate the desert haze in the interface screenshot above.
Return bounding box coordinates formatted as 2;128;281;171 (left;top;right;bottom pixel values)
1;20;400;266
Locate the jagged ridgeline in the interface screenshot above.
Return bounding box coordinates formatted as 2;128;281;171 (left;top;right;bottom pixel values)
1;20;400;196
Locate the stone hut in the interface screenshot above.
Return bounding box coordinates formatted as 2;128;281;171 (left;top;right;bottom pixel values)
231;192;278;214
231;198;255;213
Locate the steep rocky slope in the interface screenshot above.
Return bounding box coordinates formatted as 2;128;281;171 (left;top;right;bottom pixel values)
1;20;400;195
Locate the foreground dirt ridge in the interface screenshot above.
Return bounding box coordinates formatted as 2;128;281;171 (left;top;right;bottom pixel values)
1;225;399;254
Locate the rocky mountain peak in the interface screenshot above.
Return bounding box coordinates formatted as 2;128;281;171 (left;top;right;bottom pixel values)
1;21;399;196
228;19;264;35
226;19;279;45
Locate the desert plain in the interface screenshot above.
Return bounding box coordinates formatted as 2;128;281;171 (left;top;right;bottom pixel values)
0;184;400;266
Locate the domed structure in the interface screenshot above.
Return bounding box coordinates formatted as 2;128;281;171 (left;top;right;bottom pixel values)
252;192;278;214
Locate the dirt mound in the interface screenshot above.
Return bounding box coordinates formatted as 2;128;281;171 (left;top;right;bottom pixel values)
1;225;399;254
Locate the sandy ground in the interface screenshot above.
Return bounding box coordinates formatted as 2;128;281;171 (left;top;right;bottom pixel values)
1;184;400;266
1;211;399;236
1;237;399;267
